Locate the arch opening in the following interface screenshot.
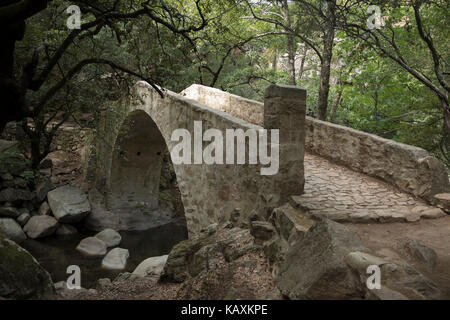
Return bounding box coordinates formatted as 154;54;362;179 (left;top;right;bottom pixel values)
108;110;186;231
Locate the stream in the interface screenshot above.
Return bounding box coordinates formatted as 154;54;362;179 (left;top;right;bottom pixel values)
21;220;188;289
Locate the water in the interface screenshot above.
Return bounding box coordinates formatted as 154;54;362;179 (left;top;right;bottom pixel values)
21;220;188;289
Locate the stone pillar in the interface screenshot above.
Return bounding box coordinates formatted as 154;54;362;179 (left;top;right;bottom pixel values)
264;84;306;198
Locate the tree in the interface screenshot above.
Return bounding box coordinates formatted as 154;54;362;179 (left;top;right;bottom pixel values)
340;0;449;156
0;0;214;167
245;0;339;120
0;0;212;135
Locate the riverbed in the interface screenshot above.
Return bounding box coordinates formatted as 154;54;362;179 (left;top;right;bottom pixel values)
22;220;188;289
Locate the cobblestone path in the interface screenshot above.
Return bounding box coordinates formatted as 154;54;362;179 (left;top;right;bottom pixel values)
291;153;446;223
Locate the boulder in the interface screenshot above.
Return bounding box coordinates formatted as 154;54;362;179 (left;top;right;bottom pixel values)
367;286;409;300
34;179;52;203
95;229;121;247
76;237;107;256
345;251;387;273
47;186;91;223
272;202;316;244
433;193;450;213
161;228;255;283
0;237;54;299
38;158;53;170
56;224;78;236
402;239;437;272
250;221;275;241
102;248;130;270
133;255;168;277
0;218;27;244
38;202;51;216
0;142;30;176
54;281;89;299
0;206;21;219
162;236;218;283
17;213;31;227
345;251;441;300
54;280;67;292
379;263;441;300
23;216;59;239
276;219;367;299
420;208;446;219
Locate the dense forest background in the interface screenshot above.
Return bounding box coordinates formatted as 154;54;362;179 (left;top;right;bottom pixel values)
1;0;449;166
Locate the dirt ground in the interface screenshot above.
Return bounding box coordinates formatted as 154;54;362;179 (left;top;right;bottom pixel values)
346;216;450;299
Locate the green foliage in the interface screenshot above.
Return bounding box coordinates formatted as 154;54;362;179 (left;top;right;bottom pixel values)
0;143;31;176
10;0;449;166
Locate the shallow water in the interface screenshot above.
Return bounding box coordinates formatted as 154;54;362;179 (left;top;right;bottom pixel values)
22;221;188;289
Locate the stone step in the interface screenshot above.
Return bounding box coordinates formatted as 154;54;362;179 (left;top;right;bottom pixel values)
289;195;446;224
270;202;316;244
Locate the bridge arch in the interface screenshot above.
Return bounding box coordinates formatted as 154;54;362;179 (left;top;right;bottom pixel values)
108;109;168;216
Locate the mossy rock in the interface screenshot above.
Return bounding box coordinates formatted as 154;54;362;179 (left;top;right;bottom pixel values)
161;235;218;283
0;142;31;176
0;237;55;299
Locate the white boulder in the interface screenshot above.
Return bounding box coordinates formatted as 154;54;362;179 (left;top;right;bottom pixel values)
76;237;107;256
95;229;121;247
133;255;168;277
47;186;91;223
102;248;130;270
0;218;27;243
23;216;58;239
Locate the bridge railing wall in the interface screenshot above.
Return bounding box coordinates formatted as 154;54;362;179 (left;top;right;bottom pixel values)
183;84;450;201
182;85;264;126
305;118;450;201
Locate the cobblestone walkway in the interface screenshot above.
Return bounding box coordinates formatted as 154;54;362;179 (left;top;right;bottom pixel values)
291;153;446;223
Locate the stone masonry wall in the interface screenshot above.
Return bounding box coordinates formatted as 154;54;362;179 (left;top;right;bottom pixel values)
85;82;306;235
181;85;264;126
183;84;450;202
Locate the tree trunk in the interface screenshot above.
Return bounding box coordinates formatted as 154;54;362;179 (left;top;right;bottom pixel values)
282;0;296;85
328;88;343;123
0;21;27;134
317;37;334;120
0;0;50;134
444;99;450;134
287;34;296;85
316;1;336;121
298;46;308;80
272;49;278;72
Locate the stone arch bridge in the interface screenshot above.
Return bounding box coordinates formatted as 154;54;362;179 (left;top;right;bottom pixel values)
82;83;450;236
